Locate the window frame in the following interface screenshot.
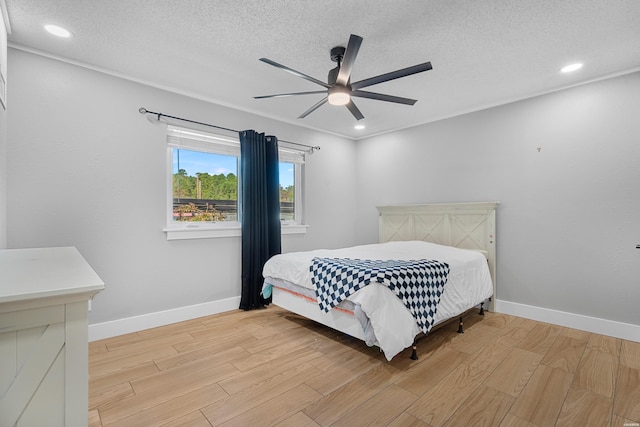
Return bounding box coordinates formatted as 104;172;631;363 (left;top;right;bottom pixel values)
164;126;307;240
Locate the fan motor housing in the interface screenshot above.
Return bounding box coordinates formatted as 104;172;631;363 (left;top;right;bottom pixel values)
330;46;346;63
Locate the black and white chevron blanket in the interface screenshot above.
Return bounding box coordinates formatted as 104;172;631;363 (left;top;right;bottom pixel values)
310;257;450;334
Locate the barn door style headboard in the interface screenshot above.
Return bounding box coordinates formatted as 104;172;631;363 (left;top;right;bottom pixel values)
377;202;498;310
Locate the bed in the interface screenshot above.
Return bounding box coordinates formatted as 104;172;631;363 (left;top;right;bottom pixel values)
262;202;498;361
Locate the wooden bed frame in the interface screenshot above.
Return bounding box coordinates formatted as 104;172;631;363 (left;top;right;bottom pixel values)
270;201;498;346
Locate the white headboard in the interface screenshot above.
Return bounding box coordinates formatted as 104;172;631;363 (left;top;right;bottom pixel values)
377;202;498;310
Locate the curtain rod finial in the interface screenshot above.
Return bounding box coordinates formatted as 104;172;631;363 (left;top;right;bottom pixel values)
139;107;147;114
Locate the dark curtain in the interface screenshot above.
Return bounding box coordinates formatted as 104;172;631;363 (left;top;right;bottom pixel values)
239;130;281;310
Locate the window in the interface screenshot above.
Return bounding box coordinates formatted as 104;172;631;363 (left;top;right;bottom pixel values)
278;148;305;226
165;126;306;239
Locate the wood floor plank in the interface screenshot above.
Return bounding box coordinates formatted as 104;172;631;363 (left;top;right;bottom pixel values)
88;409;102;427
215;383;322;427
442;384;514;427
89;381;134;411
540;334;587;374
274;411;320;427
587;333;621;355
250;317;306;340
555;387;613;427
200;363;322;426
90;361;159;393
104;331;194;353
89;341;108;355
516;323;561;356
186;314;269;338
509;365;573;426
406;364;487;426
448;323;502;355
89;345;178;378
105;383;227;427
302;363;400;426
484;348;542;397
479;312;511;329
386;412;431;427
331;384;419;427
194;318;263;336
613;366;640;422
620;340;640;370
304;348;382;395
394;346;470;396
612;414;640;427
175;330;258;354
99;381;227;426
558;326;591;341
130;358;239;396
572;347;618;398
98;331;147;351
413;330;448;355
159;410;213;427
246;326;318;355
136;318;208;339
217;346;324;395
155;344;249;372
505;316;538;331
232;333;318;372
498;414;537;427
466;335;517;374
497;322;531;343
308;335;376;365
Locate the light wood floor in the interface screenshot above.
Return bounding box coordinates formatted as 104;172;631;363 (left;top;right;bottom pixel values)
89;306;640;426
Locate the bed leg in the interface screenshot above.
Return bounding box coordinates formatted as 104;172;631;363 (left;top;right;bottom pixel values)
479;302;485;316
457;317;464;334
410;345;419;360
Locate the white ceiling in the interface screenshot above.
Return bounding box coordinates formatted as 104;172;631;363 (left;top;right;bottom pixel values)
5;0;640;139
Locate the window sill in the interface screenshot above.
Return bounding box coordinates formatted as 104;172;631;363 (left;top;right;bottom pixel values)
164;224;308;240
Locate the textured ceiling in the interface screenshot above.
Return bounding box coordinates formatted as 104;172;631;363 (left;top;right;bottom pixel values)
5;0;640;139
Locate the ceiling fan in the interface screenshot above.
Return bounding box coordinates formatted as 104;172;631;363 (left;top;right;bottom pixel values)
254;34;432;120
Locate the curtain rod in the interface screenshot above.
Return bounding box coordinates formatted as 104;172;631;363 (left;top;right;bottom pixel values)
139;107;320;153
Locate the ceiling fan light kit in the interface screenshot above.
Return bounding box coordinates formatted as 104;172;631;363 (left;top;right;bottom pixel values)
255;34;432;120
327;87;351;106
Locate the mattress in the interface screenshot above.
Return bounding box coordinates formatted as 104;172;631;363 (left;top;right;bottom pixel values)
262;240;493;360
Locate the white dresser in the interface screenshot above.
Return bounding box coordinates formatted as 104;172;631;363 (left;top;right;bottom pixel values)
0;247;104;427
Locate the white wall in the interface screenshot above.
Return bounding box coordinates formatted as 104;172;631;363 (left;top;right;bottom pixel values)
0;86;6;249
7;48;358;325
0;10;7;249
355;71;640;327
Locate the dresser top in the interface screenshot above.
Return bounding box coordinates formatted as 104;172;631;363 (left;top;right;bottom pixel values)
0;246;104;304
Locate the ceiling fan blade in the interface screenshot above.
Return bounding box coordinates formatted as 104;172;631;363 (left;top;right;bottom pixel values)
259;58;330;88
351;61;432;90
336;34;363;86
254;90;327;99
346;100;364;121
298;97;328;119
351;90;417;105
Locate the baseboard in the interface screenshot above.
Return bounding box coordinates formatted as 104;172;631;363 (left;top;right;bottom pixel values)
89;297;640;343
495;299;640;342
88;296;241;342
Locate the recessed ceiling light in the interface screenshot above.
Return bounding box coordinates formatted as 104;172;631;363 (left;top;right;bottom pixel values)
45;24;72;38
560;63;583;73
354;124;365;130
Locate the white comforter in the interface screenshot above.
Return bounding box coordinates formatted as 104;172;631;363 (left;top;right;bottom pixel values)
262;241;493;360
